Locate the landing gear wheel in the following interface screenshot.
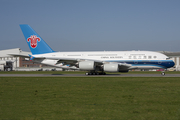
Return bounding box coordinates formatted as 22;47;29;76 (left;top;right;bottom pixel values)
161;72;165;76
85;72;106;76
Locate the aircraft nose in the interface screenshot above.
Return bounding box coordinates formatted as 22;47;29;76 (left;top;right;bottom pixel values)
167;61;175;68
171;61;175;67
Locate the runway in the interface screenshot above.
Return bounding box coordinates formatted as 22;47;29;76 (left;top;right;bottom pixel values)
0;74;180;77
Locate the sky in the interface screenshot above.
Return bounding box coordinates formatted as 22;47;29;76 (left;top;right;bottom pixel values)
0;0;180;52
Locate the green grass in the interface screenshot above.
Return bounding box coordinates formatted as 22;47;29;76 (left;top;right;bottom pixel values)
0;71;84;74
0;77;180;120
0;71;180;74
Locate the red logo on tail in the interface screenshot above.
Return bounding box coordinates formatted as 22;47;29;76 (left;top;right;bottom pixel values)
27;35;41;48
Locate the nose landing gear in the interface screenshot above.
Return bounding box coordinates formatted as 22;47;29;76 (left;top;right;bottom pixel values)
161;72;165;76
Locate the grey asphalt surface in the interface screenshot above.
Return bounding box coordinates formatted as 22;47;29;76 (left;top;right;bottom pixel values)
0;74;180;77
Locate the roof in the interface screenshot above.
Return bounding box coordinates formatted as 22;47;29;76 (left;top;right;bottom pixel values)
0;48;31;57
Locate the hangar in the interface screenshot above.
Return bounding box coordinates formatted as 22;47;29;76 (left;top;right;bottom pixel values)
0;48;20;71
0;48;51;71
0;48;179;71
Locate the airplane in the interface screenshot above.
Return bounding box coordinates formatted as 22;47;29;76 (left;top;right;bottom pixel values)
18;24;175;76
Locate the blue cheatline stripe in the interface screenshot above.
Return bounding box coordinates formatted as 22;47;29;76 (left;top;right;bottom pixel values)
130;64;166;68
105;60;174;68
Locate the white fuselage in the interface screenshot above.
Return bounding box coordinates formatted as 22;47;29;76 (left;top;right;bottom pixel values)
32;51;174;70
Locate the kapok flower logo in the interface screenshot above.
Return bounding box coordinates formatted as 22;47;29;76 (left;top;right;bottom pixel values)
27;35;41;48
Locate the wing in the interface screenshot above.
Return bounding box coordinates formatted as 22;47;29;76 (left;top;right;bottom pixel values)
10;53;132;72
43;56;103;65
8;53;30;58
50;56;132;71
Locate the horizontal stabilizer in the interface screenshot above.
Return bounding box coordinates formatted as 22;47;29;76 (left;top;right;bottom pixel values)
8;54;30;58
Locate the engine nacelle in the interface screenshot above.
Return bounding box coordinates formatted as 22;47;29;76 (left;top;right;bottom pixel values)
104;64;119;72
79;61;95;70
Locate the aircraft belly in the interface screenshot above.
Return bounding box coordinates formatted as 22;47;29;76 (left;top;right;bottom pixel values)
130;65;164;69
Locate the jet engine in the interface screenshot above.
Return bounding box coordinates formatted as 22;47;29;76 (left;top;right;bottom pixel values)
103;64;119;72
79;61;95;70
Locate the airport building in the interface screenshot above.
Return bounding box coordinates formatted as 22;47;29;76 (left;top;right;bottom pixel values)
0;48;180;71
0;48;54;71
0;48;21;71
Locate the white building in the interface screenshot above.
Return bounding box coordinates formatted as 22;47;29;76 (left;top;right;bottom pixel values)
0;48;30;71
0;48;58;71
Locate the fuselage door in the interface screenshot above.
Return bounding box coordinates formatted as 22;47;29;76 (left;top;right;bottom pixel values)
158;60;162;64
134;60;138;64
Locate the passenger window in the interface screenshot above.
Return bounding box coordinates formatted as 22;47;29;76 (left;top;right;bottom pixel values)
143;56;146;59
148;56;151;59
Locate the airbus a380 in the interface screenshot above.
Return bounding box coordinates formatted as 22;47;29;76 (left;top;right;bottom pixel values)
19;24;175;75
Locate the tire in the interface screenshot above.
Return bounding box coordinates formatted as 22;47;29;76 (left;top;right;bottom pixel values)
161;72;165;76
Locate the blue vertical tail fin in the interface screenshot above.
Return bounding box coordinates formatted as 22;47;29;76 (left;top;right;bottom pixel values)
20;24;55;55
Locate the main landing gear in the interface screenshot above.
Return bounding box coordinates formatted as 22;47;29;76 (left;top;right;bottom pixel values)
85;72;106;75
